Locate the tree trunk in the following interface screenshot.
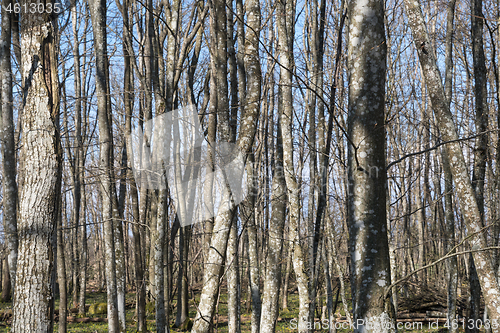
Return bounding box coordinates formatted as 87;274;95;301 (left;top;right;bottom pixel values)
106;49;127;332
277;0;311;331
191;0;260;328
444;151;458;333
243;155;259;333
443;0;458;328
0;0;19;298
346;0;395;329
322;240;334;333
57;197;67;333
190;3;232;328
122;9;147;324
126;126;146;330
309;0;328;321
403;0;500;324
226;4;241;330
113;190;127;331
88;0;119;330
227;221;241;333
469;0;488;328
281;241;292;311
154;190;167;333
1;259;11;302
416;171;427;285
121;0;144;327
260;117;287;333
79;179;87;315
12;5;62;330
175;226;191;328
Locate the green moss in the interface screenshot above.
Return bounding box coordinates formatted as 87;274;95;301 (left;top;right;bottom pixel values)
88;302;107;315
88;303;96;315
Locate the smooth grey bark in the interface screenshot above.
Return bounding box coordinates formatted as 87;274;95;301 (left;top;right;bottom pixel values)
105;48;127;331
0;0;18;299
308;0;328;320
151;0;179;326
281;237;292;310
497;0;500;281
471;0;488;223
312;0;344;322
66;4;85;313
12;5;62;331
384;12;398;315
10;11;21;67
152;39;170;333
131;0;155;304
403;0;500;325
202;69;216;264
1;259;10;302
260;117;287;333
322;240;334;333
443;152;458;333
78;174;87;315
112;185;126;331
415;169;427;285
467;255;481;333
387;198;398;315
152;50;169;333
243;155;260;333
227;0;238;142
122;18;147;326
235;0;246;118
154;190;167;333
191;1;231;331
191;0;260;330
226;3;242;331
175;227;191;328
306;3;318;314
468;0;488;329
88;0;120;330
443;0;457;330
227;220;241;333
277;0;311;331
57;196;67;333
346;0;395;329
197;9;215;265
259;25;280;330
176;20;204;327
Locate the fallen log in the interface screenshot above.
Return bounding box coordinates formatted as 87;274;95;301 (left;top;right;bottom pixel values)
65;316;107;323
426;311;447;318
398;313;426;319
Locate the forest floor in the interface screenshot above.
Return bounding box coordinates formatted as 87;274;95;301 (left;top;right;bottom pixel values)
0;288;486;332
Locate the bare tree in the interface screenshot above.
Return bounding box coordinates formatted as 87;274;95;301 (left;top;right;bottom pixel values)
0;0;18;301
191;0;261;331
88;0;119;330
277;0;312;331
442;0;458;329
260;118;287;332
56;190;67;333
346;0;396;330
468;0;489;328
403;0;500;324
